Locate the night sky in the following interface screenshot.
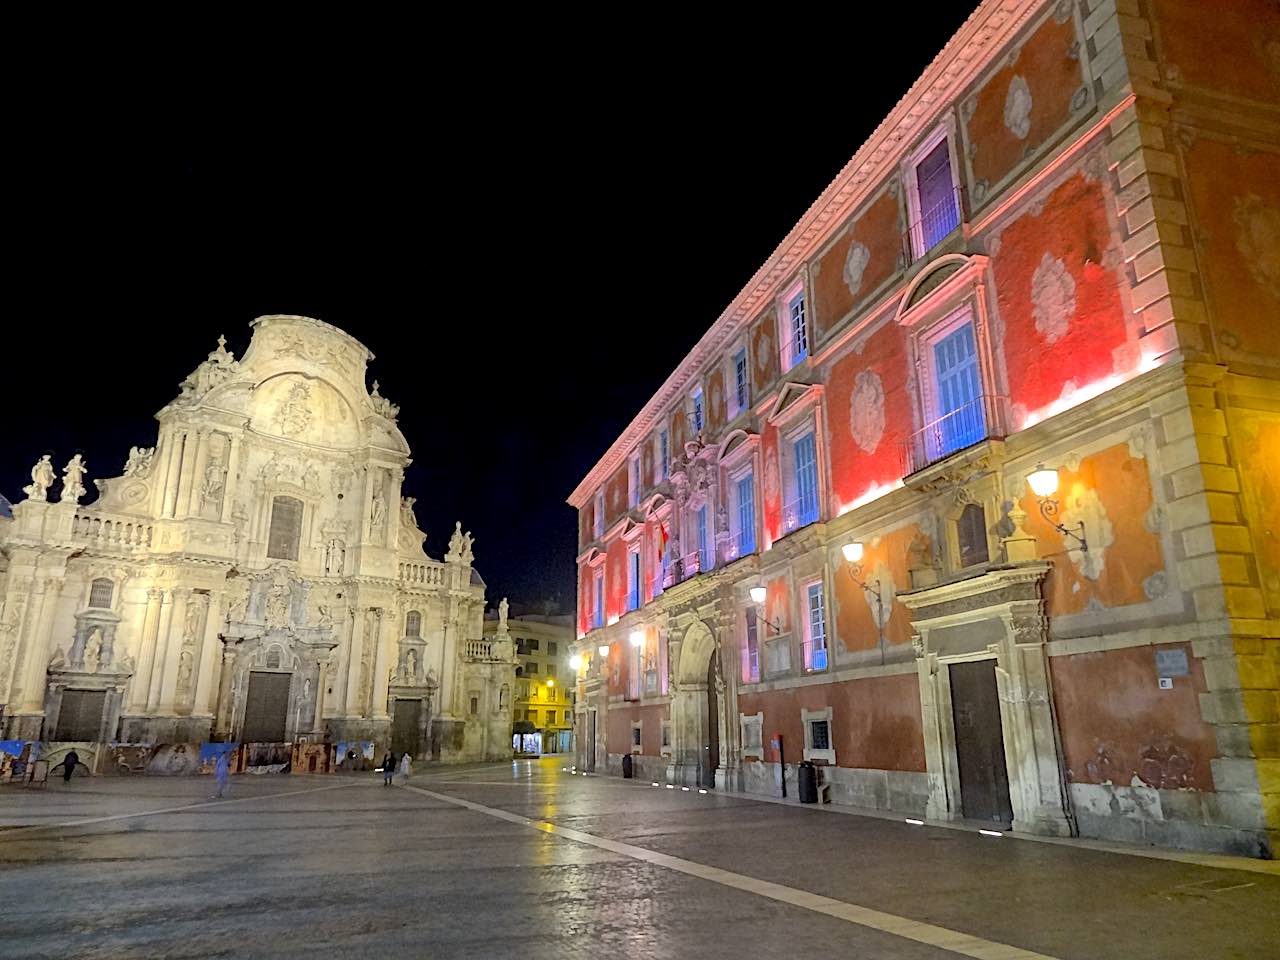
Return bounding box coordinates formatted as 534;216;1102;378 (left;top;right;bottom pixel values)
4;12;974;611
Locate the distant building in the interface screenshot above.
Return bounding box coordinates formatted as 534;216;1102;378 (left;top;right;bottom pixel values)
485;611;574;754
568;0;1280;857
0;315;514;764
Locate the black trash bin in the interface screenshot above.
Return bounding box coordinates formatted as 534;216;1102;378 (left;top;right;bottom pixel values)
797;760;818;803
622;752;634;779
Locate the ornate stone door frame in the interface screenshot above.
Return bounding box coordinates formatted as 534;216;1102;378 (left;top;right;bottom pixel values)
666;618;730;788
901;561;1074;836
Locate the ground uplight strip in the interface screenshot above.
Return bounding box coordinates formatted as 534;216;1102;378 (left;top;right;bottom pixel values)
403;783;1062;960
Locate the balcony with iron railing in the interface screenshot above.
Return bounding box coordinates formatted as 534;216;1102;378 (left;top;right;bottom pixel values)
781;495;821;536
802;637;829;673
900;394;1007;477
903;185;965;264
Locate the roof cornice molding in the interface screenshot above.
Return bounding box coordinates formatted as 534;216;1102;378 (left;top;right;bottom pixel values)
567;0;1042;508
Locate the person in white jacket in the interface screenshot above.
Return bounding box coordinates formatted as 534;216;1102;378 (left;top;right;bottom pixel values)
399;753;412;784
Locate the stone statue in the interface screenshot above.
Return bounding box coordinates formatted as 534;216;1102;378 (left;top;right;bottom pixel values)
84;628;102;673
461;529;475;565
446;521;466;562
61;454;88;504
371;488;387;533
201;461;224;507
177;651;194;691
498;597;509;635
124;446;155;478
23;454;55;502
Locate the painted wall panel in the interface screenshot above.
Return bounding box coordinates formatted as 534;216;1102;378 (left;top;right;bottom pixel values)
1051;643;1216;791
824;322;913;513
605;466;628;527
811;185;903;341
752;309;780;391
1180;136;1280;368
1231;411;1280;616
707;365;726;431
990;164;1133;428
1019;442;1164;615
833;524;926;655
1150;0;1280;104
963;6;1083;201
605;539;627;623
761;423;782;546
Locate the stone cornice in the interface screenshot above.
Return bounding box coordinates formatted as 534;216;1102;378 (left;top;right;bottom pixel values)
567;0;1043;508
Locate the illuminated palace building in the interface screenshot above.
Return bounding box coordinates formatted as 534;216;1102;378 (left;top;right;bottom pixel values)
568;0;1279;855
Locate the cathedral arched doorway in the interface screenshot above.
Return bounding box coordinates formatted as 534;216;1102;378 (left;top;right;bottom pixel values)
671;620;723;788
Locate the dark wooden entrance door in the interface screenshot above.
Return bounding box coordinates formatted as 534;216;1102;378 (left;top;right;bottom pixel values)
242;671;290;742
586;710;597;771
949;659;1013;825
391;698;422;756
702;655;720;788
55;689;106;741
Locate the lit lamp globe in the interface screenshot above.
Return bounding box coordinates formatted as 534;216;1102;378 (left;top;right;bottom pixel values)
629;630;645;648
841;541;864;564
569;654;583;671
597;644;610;658
749;586;767;605
1027;465;1060;498
546;678;555;688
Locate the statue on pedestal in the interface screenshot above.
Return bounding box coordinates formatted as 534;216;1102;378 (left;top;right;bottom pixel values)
497;597;509;636
23;454;55;502
61;454;88;504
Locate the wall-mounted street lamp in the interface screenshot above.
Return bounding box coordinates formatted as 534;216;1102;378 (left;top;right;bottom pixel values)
629;630;645;648
597;644;610;658
546;678;555;688
1027;464;1088;553
842;541;886;656
748;585;786;633
569;654;583;671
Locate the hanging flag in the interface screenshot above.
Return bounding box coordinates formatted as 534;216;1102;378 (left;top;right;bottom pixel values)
658;519;669;552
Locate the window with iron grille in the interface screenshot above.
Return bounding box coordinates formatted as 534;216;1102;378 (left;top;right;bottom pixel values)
88;578;114;609
809;719;831;751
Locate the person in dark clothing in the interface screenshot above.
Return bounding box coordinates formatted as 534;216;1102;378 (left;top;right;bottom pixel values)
382;751;396;786
62;750;80;783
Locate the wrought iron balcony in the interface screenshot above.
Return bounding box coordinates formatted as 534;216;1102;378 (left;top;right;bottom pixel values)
782;495;821;535
900;394;1007;476
903;185;965;263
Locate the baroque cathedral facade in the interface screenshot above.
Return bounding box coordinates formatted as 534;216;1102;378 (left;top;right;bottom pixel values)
0;315;514;763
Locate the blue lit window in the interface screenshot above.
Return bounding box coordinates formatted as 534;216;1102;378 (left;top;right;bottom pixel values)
735;473;755;556
627;548;641;611
791;432;819;529
805;581;827;672
692;388;705;432
931;321;986;458
697;505;711;573
787;292;808;367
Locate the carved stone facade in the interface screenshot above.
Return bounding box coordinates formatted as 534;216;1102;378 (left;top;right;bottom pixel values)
0;315;513;763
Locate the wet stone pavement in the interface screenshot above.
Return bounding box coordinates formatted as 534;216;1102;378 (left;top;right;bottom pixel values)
1;758;1277;959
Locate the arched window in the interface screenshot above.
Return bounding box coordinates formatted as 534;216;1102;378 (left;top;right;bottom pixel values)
957;502;989;568
405;610;422;637
88;578;114;609
267;496;303;561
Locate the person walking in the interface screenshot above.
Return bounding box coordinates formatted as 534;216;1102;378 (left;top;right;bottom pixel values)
61;749;80;784
382;751;396;786
211;751;231;799
398;752;412;785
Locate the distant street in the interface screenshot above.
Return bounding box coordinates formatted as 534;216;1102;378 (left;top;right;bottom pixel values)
1;759;1277;959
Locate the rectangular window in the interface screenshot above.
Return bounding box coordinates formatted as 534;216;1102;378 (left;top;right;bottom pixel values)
741;607;760;683
525;662;538;675
803;581;828;672
548;641;558;657
931;320;986;459
266;496;303;561
692;387;705;432
592;570;604;628
548;710;557;725
785;291;808;368
528;709;538;724
734;349;749;413
658;430;670;482
697;505;711;573
787;432;820;530
627;546;641;611
734;473;755;557
546;664;556;679
628;453;641;508
593;490;605;539
809;719;830;751
632;724;642;748
912;136;961;256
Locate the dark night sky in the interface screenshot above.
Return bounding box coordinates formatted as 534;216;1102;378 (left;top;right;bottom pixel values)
3;13;973;611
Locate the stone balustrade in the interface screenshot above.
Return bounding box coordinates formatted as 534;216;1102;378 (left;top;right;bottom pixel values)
464;639;493;661
73;511;154;550
399;561;445;586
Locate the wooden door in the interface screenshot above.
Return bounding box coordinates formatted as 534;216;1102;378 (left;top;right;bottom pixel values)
391;698;422;757
949;659;1013;824
242;671;290;742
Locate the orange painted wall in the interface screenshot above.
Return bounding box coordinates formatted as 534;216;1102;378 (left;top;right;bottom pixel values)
1019;443;1164;615
1234;413;1280;616
606;702;669;757
964;8;1081;193
1052;643;1216;791
738;672;926;772
1150;0;1280;104
833;525;926;654
764;574;791;636
1180;136;1280;366
992;166;1131;422
811;186;902;341
752;309;780;390
824;320;912;511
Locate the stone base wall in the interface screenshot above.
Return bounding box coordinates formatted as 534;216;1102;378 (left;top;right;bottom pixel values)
117;715;214;744
740;761;930;815
1070;783;1270;858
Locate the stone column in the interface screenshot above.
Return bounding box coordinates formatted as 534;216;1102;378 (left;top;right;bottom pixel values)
192;593;225;718
13;575;61;716
127;589;165;713
215;646;236;738
220;435;241;523
157;589;192;711
146;591;176;712
371;608;391;720
186;430;210;519
345;607;366;717
176;431;202;518
160;429;186;518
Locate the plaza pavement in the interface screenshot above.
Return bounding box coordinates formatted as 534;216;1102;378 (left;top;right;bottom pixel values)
1;757;1276;959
